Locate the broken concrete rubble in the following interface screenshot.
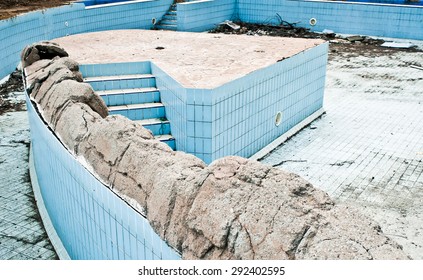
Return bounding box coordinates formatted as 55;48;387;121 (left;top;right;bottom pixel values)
22;41;410;260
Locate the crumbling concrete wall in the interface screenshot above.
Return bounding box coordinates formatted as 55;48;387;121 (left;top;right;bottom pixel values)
22;41;409;260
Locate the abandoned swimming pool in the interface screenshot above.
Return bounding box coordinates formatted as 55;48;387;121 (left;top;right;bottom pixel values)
1;0;422;260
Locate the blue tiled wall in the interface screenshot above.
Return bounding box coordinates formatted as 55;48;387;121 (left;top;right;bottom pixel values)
185;88;214;163
79;61;152;77
26;93;181;260
237;0;423;40
208;43;328;161
151;62;190;153
156;44;327;163
177;0;236;32
0;0;173;79
152;63;214;163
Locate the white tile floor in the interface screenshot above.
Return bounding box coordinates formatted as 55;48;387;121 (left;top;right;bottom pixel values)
262;50;423;259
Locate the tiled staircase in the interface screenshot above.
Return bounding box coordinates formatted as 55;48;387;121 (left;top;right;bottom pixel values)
81;64;176;150
155;3;177;31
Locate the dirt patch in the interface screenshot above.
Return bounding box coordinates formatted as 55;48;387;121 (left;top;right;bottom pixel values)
0;0;73;20
0;70;25;115
210;22;422;58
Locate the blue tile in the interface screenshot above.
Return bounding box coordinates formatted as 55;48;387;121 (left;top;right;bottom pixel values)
203;122;212;138
203;106;212;122
194;105;203;121
195;122;204;138
186;137;195;153
187;121;195;137
187;105;195;121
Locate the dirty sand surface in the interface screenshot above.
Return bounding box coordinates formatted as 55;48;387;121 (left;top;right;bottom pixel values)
53;30;325;88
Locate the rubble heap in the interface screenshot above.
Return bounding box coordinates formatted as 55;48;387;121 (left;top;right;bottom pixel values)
22;41;409;260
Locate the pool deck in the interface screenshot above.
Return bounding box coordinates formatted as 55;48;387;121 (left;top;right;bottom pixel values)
53;30;324;89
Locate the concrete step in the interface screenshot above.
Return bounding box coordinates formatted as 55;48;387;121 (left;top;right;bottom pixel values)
156;24;177;31
98;87;160;106
108;102;165;120
155;134;176;150
136;118;171;136
79;62;151;78
85;74;156;91
155;134;175;141
160;19;177;26
162;14;177;21
84;74;154;83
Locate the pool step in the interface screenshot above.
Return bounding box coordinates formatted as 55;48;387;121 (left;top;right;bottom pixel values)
79;62;152;78
136;118;171;136
157;24;177;31
97;87;160;106
84;74;154;82
160;19;177;26
154;134;176;150
84;74;156;91
155;3;178;31
81;62;176;150
162;14;176;21
108;103;166;121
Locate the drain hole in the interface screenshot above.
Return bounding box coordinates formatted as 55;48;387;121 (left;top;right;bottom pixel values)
152;18;157;25
275;112;283;127
309;18;317;26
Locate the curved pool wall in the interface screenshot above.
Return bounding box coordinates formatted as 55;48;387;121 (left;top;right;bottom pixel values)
26;93;181;260
0;0;174;79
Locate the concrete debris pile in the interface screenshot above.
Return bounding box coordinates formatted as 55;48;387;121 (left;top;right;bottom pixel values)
22;41;409;260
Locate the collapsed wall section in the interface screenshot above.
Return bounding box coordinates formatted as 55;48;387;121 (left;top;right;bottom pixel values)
23;41;409;260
